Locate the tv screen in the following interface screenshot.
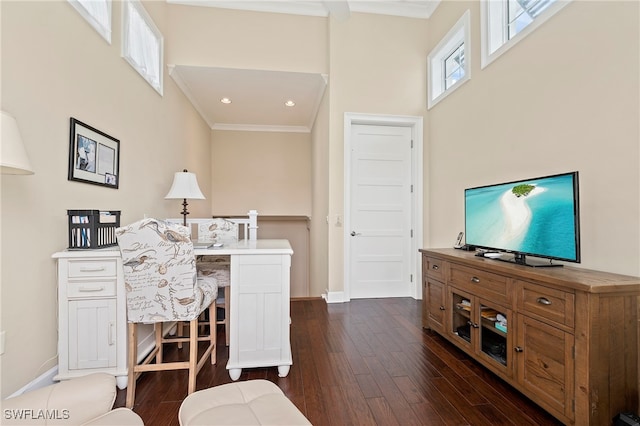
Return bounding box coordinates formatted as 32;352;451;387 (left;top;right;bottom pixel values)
465;171;580;265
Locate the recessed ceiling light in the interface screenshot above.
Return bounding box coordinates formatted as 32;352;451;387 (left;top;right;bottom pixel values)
220;97;232;104
284;100;296;107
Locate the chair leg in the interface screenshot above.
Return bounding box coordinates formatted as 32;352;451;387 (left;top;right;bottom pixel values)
224;286;230;346
177;320;184;349
155;323;163;364
188;319;198;394
126;322;137;409
209;303;217;365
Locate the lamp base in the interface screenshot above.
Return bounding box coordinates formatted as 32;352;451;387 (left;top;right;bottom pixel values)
180;198;189;227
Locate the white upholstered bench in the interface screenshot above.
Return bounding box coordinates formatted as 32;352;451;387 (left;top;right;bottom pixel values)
178;380;311;425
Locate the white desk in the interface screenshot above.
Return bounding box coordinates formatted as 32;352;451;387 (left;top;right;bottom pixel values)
52;239;293;387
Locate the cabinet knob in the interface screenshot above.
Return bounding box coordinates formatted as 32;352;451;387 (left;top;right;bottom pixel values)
514;346;524;353
536;297;552;305
439;306;445;311
471;276;480;283
467;320;479;328
432;265;439;270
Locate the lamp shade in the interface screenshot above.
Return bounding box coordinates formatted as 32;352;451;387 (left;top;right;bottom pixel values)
165;170;205;200
1;111;34;174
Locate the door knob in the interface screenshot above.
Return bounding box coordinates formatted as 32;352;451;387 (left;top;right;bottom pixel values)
350;231;361;236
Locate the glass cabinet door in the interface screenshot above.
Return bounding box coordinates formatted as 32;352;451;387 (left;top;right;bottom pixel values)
449;288;512;376
449;288;474;350
478;299;511;375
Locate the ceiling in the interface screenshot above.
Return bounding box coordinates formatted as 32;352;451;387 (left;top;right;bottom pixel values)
167;1;441;132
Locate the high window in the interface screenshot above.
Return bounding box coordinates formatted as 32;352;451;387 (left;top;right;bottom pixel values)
427;10;471;109
122;0;164;95
481;0;572;68
68;0;111;43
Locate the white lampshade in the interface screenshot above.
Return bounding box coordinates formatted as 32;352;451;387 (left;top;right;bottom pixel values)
1;111;34;174
165;170;205;200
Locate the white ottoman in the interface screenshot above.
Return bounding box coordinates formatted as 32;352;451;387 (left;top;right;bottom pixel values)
178;380;311;425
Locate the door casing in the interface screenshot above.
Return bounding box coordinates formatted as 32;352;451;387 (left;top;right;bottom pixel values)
343;112;424;302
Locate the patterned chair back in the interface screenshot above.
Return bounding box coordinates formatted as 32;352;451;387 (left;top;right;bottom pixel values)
115;218;216;323
197;218;239;243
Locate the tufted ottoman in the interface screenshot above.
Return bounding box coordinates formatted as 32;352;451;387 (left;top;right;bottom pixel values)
178;380;311;425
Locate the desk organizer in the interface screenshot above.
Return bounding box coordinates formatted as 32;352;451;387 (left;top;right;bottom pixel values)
68;210;121;249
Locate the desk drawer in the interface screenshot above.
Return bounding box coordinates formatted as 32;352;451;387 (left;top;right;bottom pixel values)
68;280;116;298
450;263;509;305
517;280;575;329
424;257;445;282
68;259;117;278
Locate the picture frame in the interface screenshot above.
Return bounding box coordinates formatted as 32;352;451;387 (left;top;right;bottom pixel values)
68;117;120;189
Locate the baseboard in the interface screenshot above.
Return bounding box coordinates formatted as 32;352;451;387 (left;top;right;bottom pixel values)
322;290;345;303
8;366;58;398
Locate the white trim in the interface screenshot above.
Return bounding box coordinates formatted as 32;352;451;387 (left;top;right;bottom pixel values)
167;0;329;17
212;123;311;133
8;366;58;398
427;10;471;109
343;113;424;302
167;0;441;19
322;290;345;304
481;0;572;69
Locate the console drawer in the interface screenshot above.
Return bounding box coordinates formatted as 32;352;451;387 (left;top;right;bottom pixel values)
68;259;117;278
517;280;575;329
67;280;116;298
450;263;509;305
425;257;445;281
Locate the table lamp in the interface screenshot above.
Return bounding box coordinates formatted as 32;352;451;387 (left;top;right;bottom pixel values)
1;111;34;174
165;169;205;226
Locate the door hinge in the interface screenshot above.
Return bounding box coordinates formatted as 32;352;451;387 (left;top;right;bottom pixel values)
410;184;414;193
410;274;413;282
410;229;413;238
411;139;414;148
572;346;575;359
572;399;575;412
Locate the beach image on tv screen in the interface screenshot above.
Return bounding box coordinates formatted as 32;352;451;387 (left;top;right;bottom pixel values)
465;174;577;260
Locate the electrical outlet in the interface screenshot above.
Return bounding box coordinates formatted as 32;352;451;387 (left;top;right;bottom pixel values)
1;331;5;355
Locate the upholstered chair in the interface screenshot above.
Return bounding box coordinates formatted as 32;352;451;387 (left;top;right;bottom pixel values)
197;218;239;243
115;218;218;408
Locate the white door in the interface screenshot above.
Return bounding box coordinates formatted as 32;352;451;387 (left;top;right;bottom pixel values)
68;298;117;369
348;124;413;299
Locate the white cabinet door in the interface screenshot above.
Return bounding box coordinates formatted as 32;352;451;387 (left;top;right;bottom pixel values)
68;298;117;370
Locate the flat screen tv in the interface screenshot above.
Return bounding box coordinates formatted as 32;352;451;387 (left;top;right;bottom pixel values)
464;171;580;267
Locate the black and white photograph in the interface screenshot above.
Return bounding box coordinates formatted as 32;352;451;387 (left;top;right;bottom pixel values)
68;117;119;188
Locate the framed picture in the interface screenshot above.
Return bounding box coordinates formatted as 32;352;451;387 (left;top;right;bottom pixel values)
68;117;120;188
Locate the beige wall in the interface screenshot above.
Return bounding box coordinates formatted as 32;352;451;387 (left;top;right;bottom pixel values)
210;130;311;215
310;86;330;297
165;3;329;296
327;13;430;295
426;1;640;276
0;0;211;397
166;5;328;74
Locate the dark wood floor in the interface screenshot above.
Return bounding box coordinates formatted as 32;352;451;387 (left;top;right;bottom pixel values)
115;298;562;425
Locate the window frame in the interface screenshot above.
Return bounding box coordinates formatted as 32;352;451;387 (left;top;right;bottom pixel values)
121;0;164;96
67;0;112;44
427;10;471;110
481;0;572;69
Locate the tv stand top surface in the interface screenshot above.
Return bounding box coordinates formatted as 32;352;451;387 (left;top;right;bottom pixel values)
421;248;640;294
